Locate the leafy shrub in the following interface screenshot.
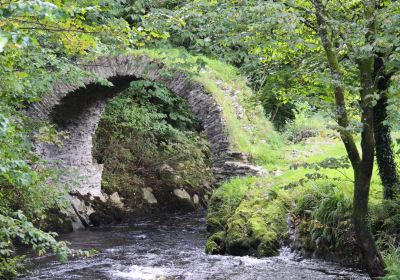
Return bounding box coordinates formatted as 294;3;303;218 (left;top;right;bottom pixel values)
309;185;353;251
0;209;91;279
0;256;25;279
258;85;295;130
0;105;81;277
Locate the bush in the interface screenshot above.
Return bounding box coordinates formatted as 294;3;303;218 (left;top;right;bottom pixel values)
292;182;361;264
0;104;80;276
283;102;332;143
0;256;26;279
0;209;91;279
308;185;353;249
259;88;295;130
371;198;400;242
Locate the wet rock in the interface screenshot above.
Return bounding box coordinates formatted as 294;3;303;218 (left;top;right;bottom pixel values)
42;208;74;234
109;192;124;208
87;197;125;226
206;231;226;254
193;194;200;205
66;192;127;227
142;187;158;204
70;196;92;228
173;188;191;200
89;212;115;226
172;188;195;210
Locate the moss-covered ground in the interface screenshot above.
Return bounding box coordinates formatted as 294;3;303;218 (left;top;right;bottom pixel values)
206;112;400;273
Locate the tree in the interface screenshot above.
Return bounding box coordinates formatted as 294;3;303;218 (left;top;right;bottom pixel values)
311;0;385;276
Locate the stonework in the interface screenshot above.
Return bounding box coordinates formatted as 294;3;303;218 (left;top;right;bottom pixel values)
26;55;263;228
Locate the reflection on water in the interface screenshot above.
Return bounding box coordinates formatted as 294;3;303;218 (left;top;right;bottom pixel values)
21;211;369;280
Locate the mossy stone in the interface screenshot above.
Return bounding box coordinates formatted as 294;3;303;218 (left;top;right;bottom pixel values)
205;231;226;254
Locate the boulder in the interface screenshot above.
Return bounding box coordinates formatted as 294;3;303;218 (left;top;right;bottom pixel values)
173;188;191;200
142;187;158;204
109;192;124;208
173;188;195;210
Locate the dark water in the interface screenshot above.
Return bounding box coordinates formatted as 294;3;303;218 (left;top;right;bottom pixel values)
21;211;369;280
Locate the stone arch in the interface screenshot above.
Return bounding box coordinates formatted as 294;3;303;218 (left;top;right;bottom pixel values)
27;55;261;200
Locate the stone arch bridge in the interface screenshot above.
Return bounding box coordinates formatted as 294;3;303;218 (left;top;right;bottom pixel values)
27;55;262;225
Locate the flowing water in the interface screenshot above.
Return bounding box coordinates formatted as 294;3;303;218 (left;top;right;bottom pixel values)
21;211;369;280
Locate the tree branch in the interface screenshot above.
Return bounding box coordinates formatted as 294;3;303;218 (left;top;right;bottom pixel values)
312;0;361;169
6;18;98;34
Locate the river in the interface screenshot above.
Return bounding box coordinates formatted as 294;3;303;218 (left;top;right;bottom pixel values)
21;211;369;280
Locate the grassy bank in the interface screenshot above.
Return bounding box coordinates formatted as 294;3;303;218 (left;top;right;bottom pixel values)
205;106;400;277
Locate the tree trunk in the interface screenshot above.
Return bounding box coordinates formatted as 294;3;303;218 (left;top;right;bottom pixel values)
311;0;386;277
269;104;280;123
373;56;399;199
356;50;386;279
353;168;386;278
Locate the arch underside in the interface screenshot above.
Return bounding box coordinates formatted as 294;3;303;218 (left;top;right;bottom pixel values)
28;55;262;200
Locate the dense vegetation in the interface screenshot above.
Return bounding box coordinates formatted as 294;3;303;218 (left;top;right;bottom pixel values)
93;80;213;212
1;0;400;279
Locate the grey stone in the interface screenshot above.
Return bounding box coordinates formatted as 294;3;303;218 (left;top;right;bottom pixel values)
142;187;158;204
159;163;174;173
193;194;200;205
109;192;124;208
173;188;191;201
